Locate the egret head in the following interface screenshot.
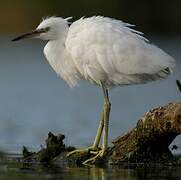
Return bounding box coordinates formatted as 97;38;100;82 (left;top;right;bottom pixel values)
12;17;71;41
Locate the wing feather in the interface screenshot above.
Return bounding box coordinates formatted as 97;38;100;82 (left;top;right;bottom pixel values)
66;16;175;85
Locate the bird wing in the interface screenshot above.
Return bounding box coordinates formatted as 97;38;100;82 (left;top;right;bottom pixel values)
66;16;175;84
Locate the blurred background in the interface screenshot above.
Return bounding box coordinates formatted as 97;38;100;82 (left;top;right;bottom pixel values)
0;0;180;154
1;0;181;34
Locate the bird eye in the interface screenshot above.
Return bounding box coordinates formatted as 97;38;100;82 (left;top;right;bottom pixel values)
44;27;50;32
36;27;50;34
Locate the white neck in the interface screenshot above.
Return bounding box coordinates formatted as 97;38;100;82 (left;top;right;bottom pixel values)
43;39;79;87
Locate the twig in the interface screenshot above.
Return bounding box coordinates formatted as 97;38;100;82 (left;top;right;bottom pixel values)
176;80;181;93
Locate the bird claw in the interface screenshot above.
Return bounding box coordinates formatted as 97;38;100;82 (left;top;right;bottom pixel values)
82;149;107;165
66;147;108;165
66;146;101;159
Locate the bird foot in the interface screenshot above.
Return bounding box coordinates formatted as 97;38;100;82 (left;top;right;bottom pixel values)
66;146;100;158
66;147;108;165
82;149;108;165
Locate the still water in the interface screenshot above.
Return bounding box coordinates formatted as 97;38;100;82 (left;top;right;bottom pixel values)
0;161;181;180
0;35;180;179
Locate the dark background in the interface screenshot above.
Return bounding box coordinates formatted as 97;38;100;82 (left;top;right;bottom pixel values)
1;0;181;34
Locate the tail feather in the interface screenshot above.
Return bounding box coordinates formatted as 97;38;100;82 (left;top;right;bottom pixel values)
111;67;173;87
156;67;172;79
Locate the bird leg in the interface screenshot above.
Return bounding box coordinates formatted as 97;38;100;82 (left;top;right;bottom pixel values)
102;86;111;155
67;83;111;165
83;83;111;165
92;106;104;148
66;100;105;159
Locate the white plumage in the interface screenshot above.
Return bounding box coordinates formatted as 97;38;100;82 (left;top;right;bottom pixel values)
41;16;175;88
13;16;175;165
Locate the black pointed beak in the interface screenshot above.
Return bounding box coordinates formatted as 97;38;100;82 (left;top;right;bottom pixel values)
12;28;47;41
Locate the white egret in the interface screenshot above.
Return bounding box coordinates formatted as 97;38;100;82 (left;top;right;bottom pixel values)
12;16;175;164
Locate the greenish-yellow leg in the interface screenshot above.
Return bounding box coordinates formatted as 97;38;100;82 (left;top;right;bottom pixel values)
102;88;111;154
66;103;104;157
92;82;111;151
92;107;104;148
67;82;111;165
83;83;111;165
